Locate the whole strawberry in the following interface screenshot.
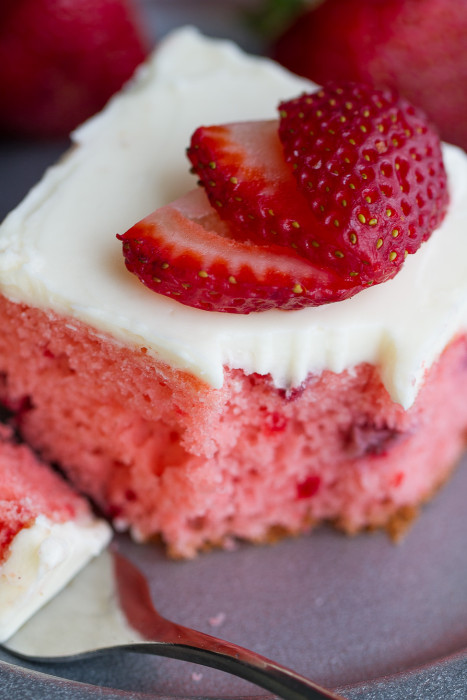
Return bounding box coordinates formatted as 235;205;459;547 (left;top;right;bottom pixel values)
273;0;467;151
0;0;149;138
278;83;448;283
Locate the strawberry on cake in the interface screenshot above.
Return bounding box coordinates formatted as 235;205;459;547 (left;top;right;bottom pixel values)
0;424;110;640
0;28;467;558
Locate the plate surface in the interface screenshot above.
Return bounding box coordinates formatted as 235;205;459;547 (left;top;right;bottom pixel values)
0;2;466;698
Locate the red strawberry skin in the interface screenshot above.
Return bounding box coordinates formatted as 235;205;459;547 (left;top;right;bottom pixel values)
0;0;149;138
272;0;467;151
117;189;360;314
278;84;449;283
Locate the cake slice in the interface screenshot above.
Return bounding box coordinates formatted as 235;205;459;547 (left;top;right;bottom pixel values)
0;424;110;641
0;28;467;557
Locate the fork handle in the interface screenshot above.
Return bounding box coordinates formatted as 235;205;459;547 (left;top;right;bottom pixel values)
124;623;345;700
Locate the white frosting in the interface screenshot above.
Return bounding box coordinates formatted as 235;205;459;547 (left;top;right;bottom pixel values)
5;549;141;657
0;27;467;409
0;514;111;642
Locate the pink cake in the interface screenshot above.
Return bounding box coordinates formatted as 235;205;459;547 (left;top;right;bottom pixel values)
0;423;110;639
0;423;89;562
1;29;467;558
0;297;466;558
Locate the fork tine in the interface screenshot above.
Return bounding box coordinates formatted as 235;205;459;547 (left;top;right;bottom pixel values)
112;549;173;640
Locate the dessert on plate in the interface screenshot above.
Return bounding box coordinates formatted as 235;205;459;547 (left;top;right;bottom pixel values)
0;28;467;558
0;424;110;641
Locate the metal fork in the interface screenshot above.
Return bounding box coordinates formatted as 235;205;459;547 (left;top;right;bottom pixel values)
4;549;346;700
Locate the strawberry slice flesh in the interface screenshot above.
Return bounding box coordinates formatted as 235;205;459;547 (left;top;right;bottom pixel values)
117;189;360;314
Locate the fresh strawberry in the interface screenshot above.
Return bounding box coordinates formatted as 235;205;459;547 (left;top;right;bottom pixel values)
188;85;447;285
117;189;360;314
0;0;149;138
272;0;467;151
187;120;321;259
278;84;448;283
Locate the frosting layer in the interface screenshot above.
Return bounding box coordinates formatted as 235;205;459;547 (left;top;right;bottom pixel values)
0;27;467;409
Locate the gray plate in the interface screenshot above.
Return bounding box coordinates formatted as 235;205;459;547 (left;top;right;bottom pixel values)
0;2;466;698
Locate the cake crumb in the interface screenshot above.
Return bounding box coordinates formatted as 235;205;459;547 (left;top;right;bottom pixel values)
208;611;226;628
222;537;239;552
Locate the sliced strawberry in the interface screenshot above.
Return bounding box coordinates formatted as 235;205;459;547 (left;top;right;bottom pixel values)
117;189;360;314
120;82;448;312
187;121;322;260
278;84;448;283
188;86;448;286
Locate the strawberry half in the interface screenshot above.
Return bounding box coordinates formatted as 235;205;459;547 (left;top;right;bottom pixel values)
117;189;360;314
187;121;320;260
278;84;448;283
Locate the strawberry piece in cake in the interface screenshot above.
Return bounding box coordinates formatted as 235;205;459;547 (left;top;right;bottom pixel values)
0;30;467;558
0;425;110;640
